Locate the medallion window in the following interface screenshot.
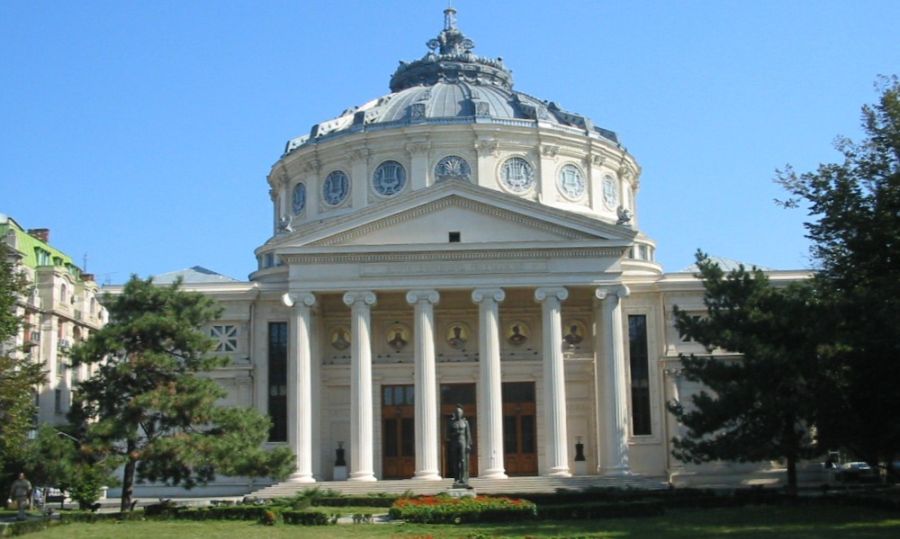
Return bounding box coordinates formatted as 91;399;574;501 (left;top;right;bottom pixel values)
500;157;535;193
602;175;619;210
322;170;350;206
373;160;407;196
557;164;586;200
291;182;306;215
435;155;471;182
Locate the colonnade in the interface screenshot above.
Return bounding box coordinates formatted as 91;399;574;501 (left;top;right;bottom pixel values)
282;285;632;482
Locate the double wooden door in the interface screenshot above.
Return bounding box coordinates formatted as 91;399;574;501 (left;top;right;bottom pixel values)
382;385;415;479
440;383;478;478
502;382;538;476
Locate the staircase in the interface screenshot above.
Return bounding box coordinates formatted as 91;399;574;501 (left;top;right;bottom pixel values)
251;474;668;499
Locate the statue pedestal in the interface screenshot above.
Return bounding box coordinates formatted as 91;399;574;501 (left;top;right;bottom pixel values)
444;487;476;498
333;466;348;481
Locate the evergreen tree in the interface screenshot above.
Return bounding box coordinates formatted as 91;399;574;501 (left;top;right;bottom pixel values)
776;76;900;471
70;276;293;512
669;252;824;493
0;241;46;479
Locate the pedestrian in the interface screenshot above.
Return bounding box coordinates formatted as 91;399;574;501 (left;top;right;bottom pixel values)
8;472;32;521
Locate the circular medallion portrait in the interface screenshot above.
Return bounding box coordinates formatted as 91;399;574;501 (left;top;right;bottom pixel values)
330;326;351;351
386;323;411;351
506;321;530;346
563;320;588;347
446;322;471;350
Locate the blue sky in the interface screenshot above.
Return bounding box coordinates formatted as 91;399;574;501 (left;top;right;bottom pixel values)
1;1;897;283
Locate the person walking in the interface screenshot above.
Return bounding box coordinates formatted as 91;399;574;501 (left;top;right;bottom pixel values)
8;472;32;521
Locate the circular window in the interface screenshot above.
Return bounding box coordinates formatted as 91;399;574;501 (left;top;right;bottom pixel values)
602;175;619;210
558;164;585;200
373;160;406;196
435;155;471;182
500;157;535;193
291;182;306;215
322;171;350;206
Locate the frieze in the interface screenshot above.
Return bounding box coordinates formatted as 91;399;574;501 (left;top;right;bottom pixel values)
282;246;627;265
364;260;547;277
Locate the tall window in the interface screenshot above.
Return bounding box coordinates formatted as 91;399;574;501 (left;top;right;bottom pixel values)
628;314;652;435
268;322;288;442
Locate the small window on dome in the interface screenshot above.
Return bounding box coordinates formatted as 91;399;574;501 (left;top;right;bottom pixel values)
291;183;306;215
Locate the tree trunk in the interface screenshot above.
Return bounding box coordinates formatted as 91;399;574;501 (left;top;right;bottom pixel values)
120;441;136;512
786;454;798;496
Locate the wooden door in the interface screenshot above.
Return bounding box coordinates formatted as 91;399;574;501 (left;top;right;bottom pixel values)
382;385;415;479
440;383;478;478
502;382;538;475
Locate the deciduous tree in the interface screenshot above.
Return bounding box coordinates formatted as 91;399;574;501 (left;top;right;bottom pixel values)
70;276;293;512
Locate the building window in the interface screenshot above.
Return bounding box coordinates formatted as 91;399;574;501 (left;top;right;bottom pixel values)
448;231;461;243
60;284;67;304
628;314;652;436
35;248;51;266
54;389;63;414
268;322;288;442
210;324;238;352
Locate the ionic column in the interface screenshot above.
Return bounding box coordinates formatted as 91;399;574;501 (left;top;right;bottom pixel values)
534;287;571;477
342;291;378;482
595;284;631;475
472;288;507;479
664;367;686;473
406;290;441;480
284;291;317;482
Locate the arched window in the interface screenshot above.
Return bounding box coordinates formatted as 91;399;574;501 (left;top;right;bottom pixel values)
60;284;67;304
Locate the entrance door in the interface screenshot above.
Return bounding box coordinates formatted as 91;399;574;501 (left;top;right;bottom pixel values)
440;383;478;478
382;385;415;479
502;382;538;476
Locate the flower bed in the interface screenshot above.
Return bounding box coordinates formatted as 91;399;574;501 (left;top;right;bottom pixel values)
389;495;536;523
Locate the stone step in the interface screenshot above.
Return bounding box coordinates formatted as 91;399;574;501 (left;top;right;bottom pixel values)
251;475;668;499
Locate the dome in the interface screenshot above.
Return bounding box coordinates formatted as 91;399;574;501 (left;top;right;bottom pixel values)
284;8;618;154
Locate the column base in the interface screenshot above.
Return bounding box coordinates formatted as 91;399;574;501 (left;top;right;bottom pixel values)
288;472;316;483
479;469;508;479
545;467;572;478
348;472;377;482
413;471;442;481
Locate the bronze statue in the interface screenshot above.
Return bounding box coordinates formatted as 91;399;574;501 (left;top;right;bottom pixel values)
447;405;471;487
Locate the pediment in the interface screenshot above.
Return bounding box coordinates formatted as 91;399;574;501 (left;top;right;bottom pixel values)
275;181;636;250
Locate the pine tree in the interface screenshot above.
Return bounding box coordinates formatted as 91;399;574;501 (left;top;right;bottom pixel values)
70;276;293;512
776;76;900;471
0;241;46;477
669;252;824;493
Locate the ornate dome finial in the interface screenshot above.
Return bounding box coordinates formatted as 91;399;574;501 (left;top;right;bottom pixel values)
444;6;457;31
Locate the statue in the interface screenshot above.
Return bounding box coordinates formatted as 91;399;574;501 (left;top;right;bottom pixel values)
447;405;472;488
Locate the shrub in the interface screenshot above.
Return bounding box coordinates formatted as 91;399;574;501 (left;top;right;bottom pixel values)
282;510;332;525
4;519;52;536
537;500;664;520
389;495;536;524
312;495;397;507
259;509;278;526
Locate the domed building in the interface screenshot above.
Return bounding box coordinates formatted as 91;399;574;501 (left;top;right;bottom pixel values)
145;9;808;494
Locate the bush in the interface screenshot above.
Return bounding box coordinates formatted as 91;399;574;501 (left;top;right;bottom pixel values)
312;495;398;507
171;506;270;521
259;509;278;526
537;500;664;520
60;511;145;523
389;495;536;524
282;510;332;525
3;519;52;536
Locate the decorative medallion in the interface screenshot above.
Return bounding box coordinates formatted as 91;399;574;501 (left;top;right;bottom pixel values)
506;321;530;346
373;160;407;196
323;171;350;206
446;321;471;350
558;164;586;200
330;326;351;350
563;320;587;348
500;157;535;193
291;182;306;215
435;155;471;182
602;175;619;210
386;323;411;351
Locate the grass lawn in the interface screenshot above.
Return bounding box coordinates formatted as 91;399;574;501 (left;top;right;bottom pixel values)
20;505;900;538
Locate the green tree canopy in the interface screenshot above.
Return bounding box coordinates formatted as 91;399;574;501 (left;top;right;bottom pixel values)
70;276;293;511
777;76;900;469
669;252;824;493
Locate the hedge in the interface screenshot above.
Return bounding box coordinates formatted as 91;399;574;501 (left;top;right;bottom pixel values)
312;495;398;507
281;510;333;525
537;500;664;520
389;495;536;524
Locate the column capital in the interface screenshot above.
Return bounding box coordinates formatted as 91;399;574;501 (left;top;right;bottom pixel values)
282;291;317;309
343;290;377;308
594;284;630;301
471;288;505;304
406;289;440;305
534;287;568;303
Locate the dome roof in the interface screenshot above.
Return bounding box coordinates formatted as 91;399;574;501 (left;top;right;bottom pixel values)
285;8;618;155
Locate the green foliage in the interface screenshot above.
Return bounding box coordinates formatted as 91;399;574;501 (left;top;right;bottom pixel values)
669;252;824;491
68;276;293;511
537;500;664;519
0;242;46;474
777;76;900;469
281;510;332;525
389;495;537;524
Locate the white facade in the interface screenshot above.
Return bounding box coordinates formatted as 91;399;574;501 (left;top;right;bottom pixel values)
158;10;812;488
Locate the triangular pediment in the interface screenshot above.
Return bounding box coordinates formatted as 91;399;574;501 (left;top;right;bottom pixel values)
274;180;635;250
